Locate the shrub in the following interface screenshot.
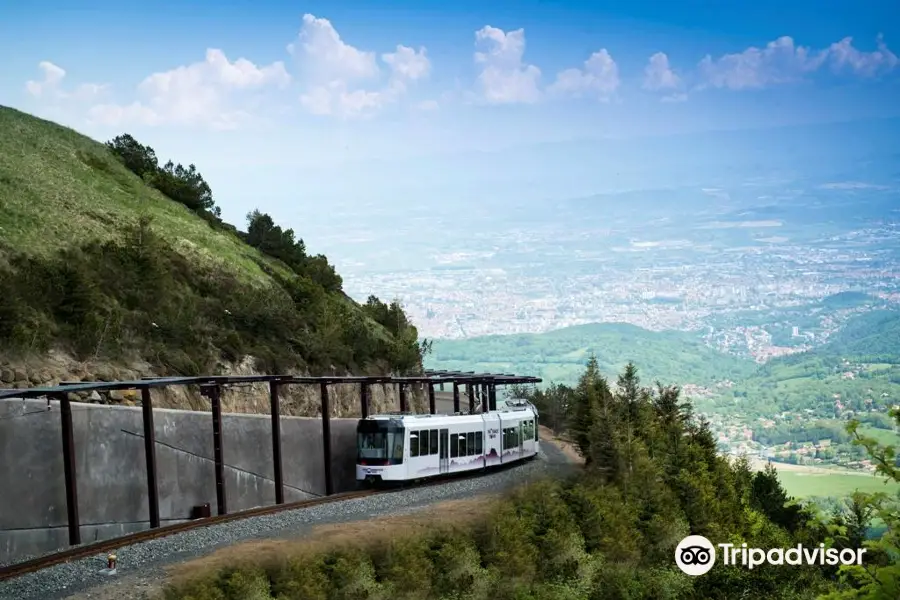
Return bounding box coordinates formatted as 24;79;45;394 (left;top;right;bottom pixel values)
0;217;416;375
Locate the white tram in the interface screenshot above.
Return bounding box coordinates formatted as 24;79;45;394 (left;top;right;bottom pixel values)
356;400;540;486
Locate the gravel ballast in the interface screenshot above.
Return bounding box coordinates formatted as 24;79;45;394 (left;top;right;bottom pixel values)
0;443;576;600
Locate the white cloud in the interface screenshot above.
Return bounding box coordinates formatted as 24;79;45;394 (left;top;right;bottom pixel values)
383;45;430;82
698;36;821;90
549;49;619;100
289;14;379;84
697;35;897;90
26;61;107;101
826;34;898;77
291;14;431;118
87;49;290;129
473;26;541;104
643;52;681;91
26;61;65;97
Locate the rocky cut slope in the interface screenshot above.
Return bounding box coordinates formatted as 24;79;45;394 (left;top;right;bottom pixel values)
0;106;425;415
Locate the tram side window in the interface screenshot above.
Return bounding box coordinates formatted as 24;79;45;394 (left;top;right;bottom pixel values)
450;434;458;458
534;420;539;441
420;430;429;455
459;433;468;456
476;431;483;454
430;429;438;454
467;432;475;455
522;420;533;442
410;432;419;457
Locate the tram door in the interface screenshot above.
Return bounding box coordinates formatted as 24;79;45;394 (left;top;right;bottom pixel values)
518;423;525;457
439;429;449;474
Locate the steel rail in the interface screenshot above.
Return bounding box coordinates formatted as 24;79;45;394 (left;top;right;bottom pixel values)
0;466;513;582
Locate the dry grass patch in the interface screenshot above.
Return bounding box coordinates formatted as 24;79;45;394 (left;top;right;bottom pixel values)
62;496;504;600
165;495;501;587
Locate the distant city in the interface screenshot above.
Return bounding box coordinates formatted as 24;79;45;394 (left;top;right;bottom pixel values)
339;216;900;361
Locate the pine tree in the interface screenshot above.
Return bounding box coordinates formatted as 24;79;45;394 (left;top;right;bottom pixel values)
569;354;602;462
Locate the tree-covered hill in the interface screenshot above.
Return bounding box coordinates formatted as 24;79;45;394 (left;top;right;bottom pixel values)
710;310;900;420
426;322;759;386
0;106;423;378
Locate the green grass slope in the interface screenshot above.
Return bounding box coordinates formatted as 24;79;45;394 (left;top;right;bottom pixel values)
0;106;417;376
425;322;758;386
0;106;287;283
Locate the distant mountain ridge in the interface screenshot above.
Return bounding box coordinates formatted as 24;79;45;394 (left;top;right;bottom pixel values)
425;309;900;390
425;321;758;387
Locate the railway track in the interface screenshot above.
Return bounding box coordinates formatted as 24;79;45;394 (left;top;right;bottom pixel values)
0;488;384;582
0;467;515;583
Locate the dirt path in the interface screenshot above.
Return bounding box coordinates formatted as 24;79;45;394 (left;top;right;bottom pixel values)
539;425;585;465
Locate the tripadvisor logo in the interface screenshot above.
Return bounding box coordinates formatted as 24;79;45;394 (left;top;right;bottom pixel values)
675;535;867;576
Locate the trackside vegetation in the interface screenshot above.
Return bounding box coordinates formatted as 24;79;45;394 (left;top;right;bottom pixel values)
0;107;425;376
159;360;900;599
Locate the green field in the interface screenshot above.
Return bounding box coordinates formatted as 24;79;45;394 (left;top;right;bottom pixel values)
858;425;900;446
776;469;900;499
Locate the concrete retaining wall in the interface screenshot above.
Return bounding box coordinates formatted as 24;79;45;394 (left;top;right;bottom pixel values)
0;398;359;565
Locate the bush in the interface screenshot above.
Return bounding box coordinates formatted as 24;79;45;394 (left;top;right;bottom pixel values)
0;217;416;375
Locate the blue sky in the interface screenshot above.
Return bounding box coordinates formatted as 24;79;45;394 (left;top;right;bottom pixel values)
2;0;899;229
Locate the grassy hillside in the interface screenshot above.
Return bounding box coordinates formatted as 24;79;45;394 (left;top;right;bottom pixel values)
0;106;420;377
0;108;284;284
425;322;759;386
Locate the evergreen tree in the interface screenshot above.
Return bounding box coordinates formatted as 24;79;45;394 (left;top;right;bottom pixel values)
750;463;804;532
569;354;602;462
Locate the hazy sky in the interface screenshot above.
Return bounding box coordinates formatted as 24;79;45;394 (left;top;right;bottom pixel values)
2;0;899;231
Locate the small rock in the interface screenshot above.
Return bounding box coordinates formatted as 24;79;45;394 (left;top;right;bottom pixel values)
13;368;27;382
108;390;126;402
88;391;102;402
94;366;116;382
0;368;13;384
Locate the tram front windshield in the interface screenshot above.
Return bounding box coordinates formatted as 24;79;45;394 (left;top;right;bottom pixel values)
357;421;404;464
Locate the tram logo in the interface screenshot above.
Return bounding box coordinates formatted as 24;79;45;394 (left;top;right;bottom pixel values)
487;428;499;439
